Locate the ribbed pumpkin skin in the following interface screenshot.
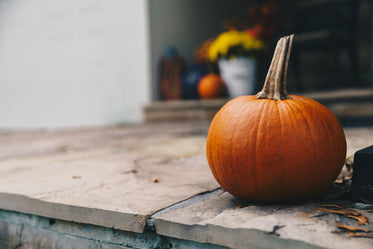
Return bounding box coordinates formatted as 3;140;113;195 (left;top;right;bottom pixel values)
206;95;346;202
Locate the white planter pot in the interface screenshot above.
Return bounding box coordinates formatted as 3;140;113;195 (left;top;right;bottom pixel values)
218;57;257;98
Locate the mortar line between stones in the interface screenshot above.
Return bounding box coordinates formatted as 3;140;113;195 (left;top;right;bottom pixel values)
146;187;224;230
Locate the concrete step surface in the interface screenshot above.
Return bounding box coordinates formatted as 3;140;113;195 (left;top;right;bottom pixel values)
0;122;372;248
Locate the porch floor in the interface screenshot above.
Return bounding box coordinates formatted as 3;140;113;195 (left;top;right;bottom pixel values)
0;121;373;248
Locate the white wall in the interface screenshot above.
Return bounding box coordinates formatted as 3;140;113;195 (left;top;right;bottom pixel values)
0;0;151;129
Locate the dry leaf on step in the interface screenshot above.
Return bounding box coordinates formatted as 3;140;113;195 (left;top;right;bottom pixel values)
349;232;373;238
336;223;372;233
345;215;369;225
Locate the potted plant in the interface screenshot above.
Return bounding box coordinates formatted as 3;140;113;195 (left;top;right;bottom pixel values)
208;30;264;98
207;1;277;98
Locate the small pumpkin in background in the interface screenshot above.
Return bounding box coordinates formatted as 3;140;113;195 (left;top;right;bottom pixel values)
198;74;227;99
206;35;346;203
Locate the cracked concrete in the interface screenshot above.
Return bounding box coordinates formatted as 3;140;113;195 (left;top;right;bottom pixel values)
154;191;373;249
0;122;372;248
0;209;228;249
147;188;223;231
0;122;219;234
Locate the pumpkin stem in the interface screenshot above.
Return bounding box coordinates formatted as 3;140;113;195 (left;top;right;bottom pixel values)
256;34;294;100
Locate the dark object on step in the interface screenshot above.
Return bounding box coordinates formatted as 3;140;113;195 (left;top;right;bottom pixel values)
351;145;373;203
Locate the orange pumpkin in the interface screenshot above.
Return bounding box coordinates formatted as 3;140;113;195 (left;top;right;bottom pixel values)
206;35;346;202
198;74;227;99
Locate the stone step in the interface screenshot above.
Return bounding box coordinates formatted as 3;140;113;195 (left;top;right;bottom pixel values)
0;122;373;248
144;88;373;125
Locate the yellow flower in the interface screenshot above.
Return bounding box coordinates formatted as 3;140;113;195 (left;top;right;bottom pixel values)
208;30;264;61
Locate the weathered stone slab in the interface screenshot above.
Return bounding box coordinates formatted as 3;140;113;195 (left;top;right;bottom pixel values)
0;122;372;247
0;122;219;233
0;122;209;159
0;209;228;249
152;126;373;249
154;191;373;249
